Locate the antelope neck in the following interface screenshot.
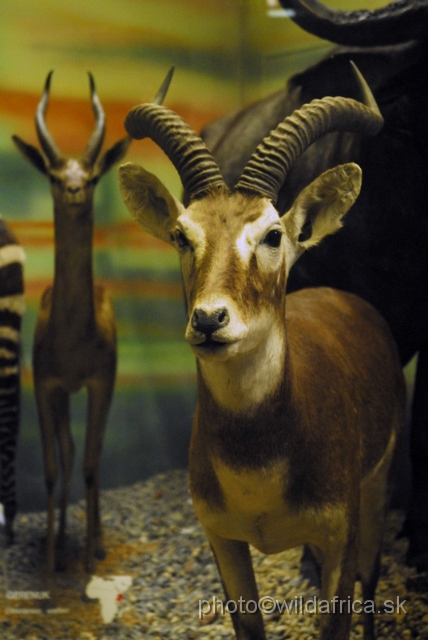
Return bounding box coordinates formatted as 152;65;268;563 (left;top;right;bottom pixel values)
197;322;287;414
50;203;96;327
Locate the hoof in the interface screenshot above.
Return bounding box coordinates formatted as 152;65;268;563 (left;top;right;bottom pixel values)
85;557;96;574
406;573;428;592
54;534;67;572
85;547;106;573
406;549;428;573
95;546;106;561
300;546;321;588
396;521;409;539
1;526;14;547
55;554;67;572
398;517;428;572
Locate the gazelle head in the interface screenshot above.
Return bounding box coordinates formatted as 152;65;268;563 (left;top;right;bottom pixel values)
13;71;131;212
119;64;383;365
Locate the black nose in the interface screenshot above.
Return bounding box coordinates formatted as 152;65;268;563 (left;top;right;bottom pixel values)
191;307;230;337
67;186;81;194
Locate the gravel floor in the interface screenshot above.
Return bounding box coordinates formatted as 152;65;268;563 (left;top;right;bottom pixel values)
0;468;427;639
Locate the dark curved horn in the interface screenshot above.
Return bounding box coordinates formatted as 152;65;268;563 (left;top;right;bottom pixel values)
35;71;63;166
124;103;225;199
235;63;383;203
279;0;428;46
82;72;106;166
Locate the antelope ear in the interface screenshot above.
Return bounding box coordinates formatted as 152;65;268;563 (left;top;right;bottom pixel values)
119;162;184;245
282;162;362;272
12;135;48;175
98;136;132;176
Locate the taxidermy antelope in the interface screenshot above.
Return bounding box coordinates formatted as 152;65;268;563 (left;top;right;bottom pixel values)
119;65;406;640
12;70;154;574
0;220;24;546
202;0;428;570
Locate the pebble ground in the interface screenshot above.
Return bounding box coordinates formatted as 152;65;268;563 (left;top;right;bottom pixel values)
0;468;427;639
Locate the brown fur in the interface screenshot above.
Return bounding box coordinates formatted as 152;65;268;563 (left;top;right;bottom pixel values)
32;189;118;577
190;289;404;640
119;160;405;640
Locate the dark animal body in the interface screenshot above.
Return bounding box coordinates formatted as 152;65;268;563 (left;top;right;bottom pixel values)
0;219;24;545
200;0;428;570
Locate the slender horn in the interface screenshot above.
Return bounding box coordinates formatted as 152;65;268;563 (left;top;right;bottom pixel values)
82;72;106;166
235;63;383;203
153;66;175;105
35;71;63;166
279;0;428;46
124;103;225;200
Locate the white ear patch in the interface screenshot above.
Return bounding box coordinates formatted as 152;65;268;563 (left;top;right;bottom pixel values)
235;201;282;265
176;212;207;261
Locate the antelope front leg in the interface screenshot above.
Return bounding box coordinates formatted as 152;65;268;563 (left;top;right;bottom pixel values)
54;388;73;570
208;531;266;640
33;381;63;576
84;378;114;572
318;528;359;640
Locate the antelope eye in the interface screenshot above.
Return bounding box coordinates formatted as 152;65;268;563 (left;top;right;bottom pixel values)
174;230;190;249
263;229;282;248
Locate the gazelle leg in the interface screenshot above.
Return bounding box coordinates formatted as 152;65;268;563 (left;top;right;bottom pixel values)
84;377;114;572
53;388;73;571
33;381;62;575
208;531;265;640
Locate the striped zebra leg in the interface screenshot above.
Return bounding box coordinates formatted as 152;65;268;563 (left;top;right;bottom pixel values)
0;354;21;544
0;235;25;545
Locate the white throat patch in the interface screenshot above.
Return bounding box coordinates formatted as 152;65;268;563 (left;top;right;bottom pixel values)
198;318;285;413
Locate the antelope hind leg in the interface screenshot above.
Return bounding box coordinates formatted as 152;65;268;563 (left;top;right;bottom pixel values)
406;346;428;571
359;429;398;640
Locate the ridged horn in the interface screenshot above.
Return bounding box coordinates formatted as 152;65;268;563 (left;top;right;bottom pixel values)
279;0;428;46
35;71;63;166
124;103;225;199
235;62;383;203
81;72;106;166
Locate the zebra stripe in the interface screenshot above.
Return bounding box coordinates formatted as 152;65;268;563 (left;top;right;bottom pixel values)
0;326;20;344
0;244;25;269
0;346;18;359
0;237;24;545
0;293;25;315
